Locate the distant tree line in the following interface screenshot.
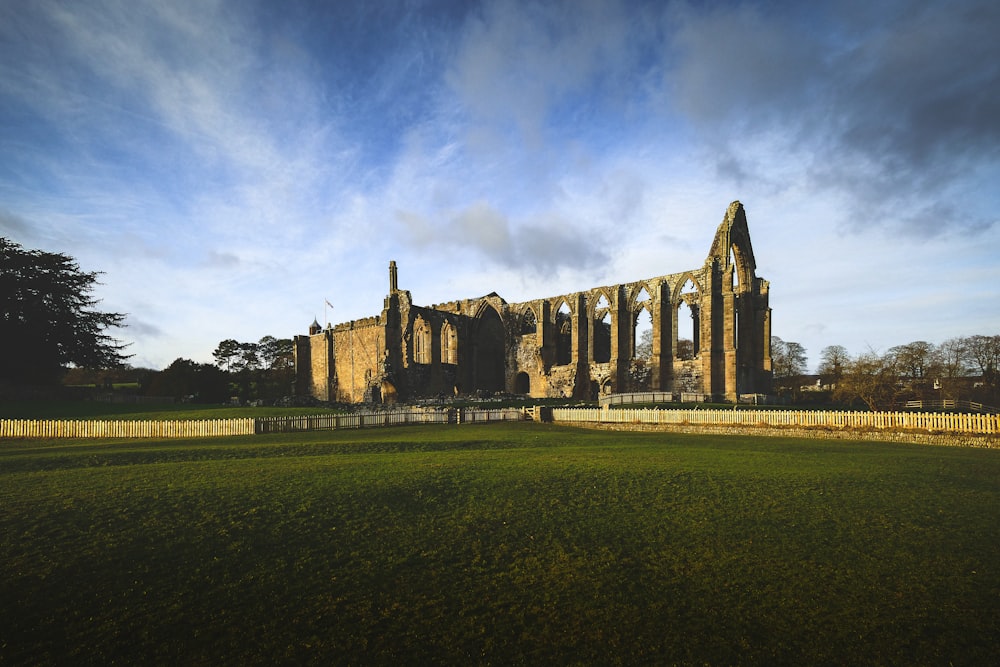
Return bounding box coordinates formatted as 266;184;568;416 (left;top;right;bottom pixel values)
60;337;295;404
823;336;1000;410
137;337;295;403
771;335;1000;410
51;333;1000;410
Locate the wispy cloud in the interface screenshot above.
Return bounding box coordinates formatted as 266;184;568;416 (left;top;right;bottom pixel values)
396;201;607;274
666;0;1000;236
1;0;997;371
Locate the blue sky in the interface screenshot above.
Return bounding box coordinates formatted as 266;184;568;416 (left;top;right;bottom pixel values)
2;0;998;372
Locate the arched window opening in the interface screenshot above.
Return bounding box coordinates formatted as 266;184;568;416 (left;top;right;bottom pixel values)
473;307;505;392
633;306;653;361
676;279;698;360
441;321;458;365
414;317;431;364
521;307;537;336
730;248;741;291
593;294;611;363
556;301;572;366
515;372;530;395
635;286;651;307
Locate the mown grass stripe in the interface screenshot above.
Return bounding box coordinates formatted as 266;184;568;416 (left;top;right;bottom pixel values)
1;423;998;664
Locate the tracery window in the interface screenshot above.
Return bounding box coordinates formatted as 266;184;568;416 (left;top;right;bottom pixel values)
521;308;537;335
414;317;431;364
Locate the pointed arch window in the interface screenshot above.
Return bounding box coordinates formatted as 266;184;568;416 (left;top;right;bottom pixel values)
676;278;700;360
414;317;431;364
521;307;537;335
442;321;458;365
632;286;653;361
555;301;572;365
593;294;611;363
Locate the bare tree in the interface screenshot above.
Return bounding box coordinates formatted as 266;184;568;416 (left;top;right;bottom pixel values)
834;349;900;410
964;334;1000;388
817;345;849;387
889;341;938;381
635;329;653;360
771;337;807;378
933;337;970;399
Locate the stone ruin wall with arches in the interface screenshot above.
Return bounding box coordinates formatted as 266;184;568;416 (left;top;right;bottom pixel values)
294;201;772;403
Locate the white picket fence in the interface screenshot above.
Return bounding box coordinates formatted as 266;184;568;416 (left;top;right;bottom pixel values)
1;408;528;439
0;418;255;439
551;407;999;434
5;406;994;439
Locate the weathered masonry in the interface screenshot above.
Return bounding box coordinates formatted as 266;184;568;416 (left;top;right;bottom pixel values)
294;201;772;403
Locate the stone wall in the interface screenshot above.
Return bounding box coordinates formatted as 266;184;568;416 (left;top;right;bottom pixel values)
672;359;703;393
331;319;385;403
563;422;1000;449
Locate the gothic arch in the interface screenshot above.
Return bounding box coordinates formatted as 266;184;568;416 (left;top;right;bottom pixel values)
672;273;703;304
591;290;612;364
520;305;538;335
710;201;757;291
589;288;613;317
628;282;655;311
554;299;573;366
441;320;458;365
472;294;507;322
551;297;574;321
413;316;431;364
472;305;505;392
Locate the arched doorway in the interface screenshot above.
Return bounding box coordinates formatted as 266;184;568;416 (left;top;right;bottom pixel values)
515;372;530;395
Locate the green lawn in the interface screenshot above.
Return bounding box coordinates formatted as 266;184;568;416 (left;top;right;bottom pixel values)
2;424;998;665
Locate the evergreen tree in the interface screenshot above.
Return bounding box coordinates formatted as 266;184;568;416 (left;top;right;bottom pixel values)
1;238;129;384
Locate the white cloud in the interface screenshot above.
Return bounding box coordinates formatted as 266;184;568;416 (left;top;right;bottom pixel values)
1;0;997;373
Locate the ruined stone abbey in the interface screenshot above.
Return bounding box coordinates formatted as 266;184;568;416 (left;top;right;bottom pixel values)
294;201;772;403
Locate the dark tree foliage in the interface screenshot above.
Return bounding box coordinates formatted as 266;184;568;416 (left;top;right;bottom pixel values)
210;335;294;402
147;358;229;403
1;238;129;384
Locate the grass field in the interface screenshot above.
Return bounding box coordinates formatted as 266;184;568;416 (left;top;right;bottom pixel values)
2;423;998;665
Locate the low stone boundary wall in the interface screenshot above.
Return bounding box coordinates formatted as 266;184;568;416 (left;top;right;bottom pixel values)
556;421;999;449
